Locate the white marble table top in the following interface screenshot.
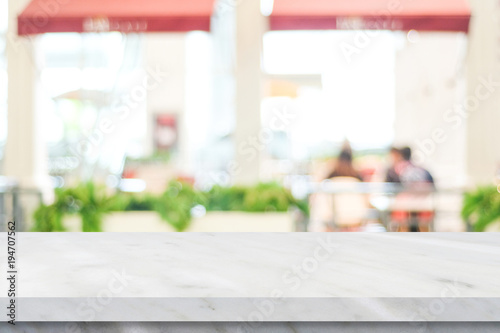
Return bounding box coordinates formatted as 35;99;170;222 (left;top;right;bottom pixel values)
1;232;499;321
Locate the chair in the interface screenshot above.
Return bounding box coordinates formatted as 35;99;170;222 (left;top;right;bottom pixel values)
309;177;370;231
389;190;435;232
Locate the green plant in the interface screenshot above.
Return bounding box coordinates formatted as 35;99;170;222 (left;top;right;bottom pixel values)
32;180;307;232
33;182;116;232
205;185;247;211
32;204;65;232
125;151;171;165
205;182;308;216
243;182;293;212
112;193;157;211
462;185;500;232
153;180;207;231
69;182;117;232
32;185;81;232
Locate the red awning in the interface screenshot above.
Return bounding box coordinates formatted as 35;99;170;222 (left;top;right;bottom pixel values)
18;0;214;35
270;0;471;32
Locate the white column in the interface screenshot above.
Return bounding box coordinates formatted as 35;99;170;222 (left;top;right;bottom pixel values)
233;0;267;185
465;0;500;186
5;0;51;195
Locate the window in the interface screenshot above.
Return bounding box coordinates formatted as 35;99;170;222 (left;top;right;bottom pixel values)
38;32;145;177
263;30;396;156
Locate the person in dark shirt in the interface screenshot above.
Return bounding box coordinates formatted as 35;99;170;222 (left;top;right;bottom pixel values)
393;147;435;232
385;147;434;185
397;147;434;185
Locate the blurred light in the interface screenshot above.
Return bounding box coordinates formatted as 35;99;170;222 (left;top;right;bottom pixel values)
168;187;179;197
291;177;310;200
362;223;387;232
369;196;390;211
0;1;8;34
190;204;206;218
263;31;329;74
119;179;146;192
0;176;18;189
106;175;120;188
41;68;82;98
407;30;420;43
261;0;274;16
50;176;65;188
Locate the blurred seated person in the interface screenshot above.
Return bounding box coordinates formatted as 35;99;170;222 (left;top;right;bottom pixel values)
326;150;362;181
308;148;368;231
385;147;402;183
396;147;434;186
388;147;435;232
385;147;434;185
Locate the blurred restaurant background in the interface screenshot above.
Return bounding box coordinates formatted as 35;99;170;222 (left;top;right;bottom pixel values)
1;0;500;232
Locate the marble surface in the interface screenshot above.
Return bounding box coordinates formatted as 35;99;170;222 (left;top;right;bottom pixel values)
0;233;499;321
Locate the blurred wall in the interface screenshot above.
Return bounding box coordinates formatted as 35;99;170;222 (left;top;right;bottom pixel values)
143;33;186;158
465;0;500;186
394;32;468;187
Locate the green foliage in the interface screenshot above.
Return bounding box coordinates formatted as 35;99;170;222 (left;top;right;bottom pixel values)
125;151;171;164
33;180;306;232
462;185;500;232
205;185;247;211
65;182;116;232
33;182;116;232
293;198;310;217
153;181;207;232
112;193;157;211
205;182;308;215
32;204;64;232
243;182;292;212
